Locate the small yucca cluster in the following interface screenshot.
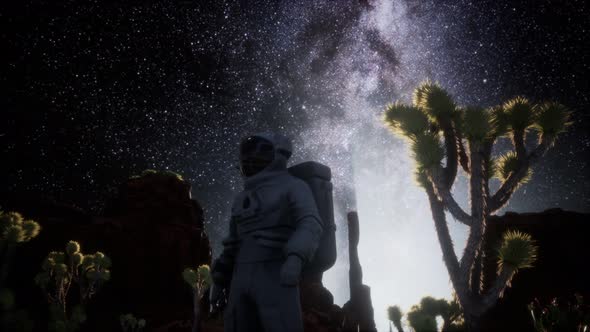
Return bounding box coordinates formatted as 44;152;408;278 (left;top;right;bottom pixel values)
0;210;41;245
120;313;146;332
182;264;212;331
182;264;212;292
36;241;111;289
35;240;111;330
402;296;463;332
387;305;403;332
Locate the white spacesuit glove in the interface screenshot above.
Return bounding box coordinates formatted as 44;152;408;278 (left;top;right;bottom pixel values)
280;254;304;286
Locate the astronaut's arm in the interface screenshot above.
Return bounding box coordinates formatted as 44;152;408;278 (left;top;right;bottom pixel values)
284;181;323;263
211;218;239;287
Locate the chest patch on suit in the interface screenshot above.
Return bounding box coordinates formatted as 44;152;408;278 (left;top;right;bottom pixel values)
232;190;260;221
232;184;286;233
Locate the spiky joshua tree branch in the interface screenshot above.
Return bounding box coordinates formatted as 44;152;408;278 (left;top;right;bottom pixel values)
383;82;570;330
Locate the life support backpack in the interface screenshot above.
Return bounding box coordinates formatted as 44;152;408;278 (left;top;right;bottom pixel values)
288;161;337;275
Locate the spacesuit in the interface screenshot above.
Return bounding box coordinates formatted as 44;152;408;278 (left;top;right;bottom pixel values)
210;133;324;332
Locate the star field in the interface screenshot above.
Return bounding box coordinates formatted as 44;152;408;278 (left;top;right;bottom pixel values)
2;0;589;243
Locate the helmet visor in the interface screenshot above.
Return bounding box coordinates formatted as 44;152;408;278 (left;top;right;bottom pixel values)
239;136;274;176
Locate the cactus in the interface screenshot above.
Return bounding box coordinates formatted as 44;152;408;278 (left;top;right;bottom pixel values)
35;241;111;332
383;82;570;330
183;265;212;332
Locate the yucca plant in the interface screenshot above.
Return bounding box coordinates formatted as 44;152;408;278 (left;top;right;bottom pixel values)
388;297;463;332
120;313;146;332
383;81;570;330
533;102;573;140
0;210;39;332
182;265;212;332
0;211;41;287
387;305;404;332
529;295;590;332
35;241;111;332
498;230;537;271
407;305;437;332
413;80;456;126
495;152;533;184
503;96;535;132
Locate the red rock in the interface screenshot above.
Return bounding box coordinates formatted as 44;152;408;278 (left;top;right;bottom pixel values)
4;172;211;331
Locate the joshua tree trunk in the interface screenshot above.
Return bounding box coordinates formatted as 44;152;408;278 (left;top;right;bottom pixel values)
0;244;15;288
192;289;201;332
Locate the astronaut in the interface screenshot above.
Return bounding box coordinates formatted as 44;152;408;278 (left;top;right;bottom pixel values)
210;132;324;332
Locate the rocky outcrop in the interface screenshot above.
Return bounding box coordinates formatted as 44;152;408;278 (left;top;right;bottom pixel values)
341;211;377;332
300;279;345;332
299;211;377;332
3;172;211;331
480;208;590;331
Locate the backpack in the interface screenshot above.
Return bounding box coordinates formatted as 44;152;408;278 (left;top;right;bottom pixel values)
288;161;337;275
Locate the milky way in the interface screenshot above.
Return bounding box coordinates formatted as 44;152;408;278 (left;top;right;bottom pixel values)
2;1;589;330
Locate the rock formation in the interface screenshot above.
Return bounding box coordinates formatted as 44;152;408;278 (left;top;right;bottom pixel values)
3;172;211;331
342;211;377;332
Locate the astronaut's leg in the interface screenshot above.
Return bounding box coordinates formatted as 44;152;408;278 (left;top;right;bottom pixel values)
224;263;261;332
253;260;304;332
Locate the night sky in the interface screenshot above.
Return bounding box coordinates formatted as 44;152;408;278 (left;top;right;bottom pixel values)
2;1;589;329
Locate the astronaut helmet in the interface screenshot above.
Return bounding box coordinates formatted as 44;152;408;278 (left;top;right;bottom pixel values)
239;132;292;177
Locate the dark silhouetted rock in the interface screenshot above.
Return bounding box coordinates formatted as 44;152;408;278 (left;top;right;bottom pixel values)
342;211;377;332
2;178;379;332
300;279;344;332
3;172;211;332
299;211;377;332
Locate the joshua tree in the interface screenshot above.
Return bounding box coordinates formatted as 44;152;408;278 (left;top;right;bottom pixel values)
35;241;111;332
182;265;212;332
435;297;463;331
0;210;41;287
120;313;147;332
387;305;404;332
383;82;570;330
0;210;40;331
390;296;463;332
407;304;438;332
